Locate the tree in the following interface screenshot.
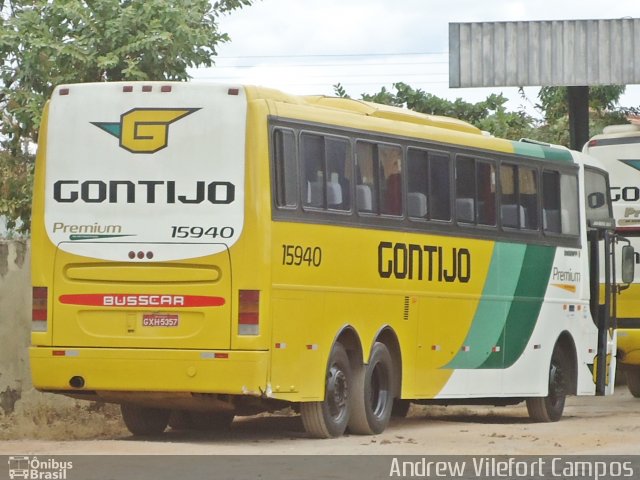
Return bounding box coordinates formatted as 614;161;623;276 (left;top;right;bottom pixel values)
336;82;630;147
0;0;255;234
340;82;536;140
533;85;628;146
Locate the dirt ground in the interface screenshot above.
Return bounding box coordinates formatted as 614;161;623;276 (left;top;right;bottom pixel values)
1;386;638;456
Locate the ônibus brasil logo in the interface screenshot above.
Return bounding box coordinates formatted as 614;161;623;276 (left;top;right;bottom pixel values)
91;107;200;154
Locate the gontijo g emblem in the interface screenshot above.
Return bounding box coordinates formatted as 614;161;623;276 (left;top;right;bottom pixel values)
92;108;200;154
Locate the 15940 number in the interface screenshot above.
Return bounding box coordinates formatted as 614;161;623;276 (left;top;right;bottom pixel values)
282;244;322;267
171;226;234;239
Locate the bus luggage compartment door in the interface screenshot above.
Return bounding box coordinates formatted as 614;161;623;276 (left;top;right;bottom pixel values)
51;243;232;350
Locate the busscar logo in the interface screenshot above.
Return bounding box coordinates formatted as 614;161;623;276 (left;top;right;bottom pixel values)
91;107;200;154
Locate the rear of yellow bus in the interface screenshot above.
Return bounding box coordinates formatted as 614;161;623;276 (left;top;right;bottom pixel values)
30;82;273;433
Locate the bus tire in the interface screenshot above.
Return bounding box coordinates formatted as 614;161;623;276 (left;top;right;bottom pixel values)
626;368;640;398
526;344;569;422
300;342;352;438
348;342;394;435
121;404;170;436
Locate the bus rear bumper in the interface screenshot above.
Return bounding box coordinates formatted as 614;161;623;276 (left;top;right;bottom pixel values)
29;347;270;396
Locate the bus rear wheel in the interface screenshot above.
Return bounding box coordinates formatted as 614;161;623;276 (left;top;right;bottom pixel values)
626;367;640;398
348;342;394;435
121;404;170;436
526;344;569;422
300;342;352;438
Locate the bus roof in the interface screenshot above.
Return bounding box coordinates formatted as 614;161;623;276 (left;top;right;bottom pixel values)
302;96;482;136
242;85;481;136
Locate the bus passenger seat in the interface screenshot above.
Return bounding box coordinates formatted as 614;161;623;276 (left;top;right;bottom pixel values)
356;184;373;212
326;181;343;208
501;204;526;228
307;181;323;207
408;192;428;218
307;181;343;208
543;209;561;232
456;198;475;223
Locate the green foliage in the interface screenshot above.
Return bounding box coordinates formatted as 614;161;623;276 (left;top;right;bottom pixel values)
333;83;350;99
0;150;33;235
538;85;626;122
359;82;536;140
0;0;254;235
350;82;631;148
0;0;254;149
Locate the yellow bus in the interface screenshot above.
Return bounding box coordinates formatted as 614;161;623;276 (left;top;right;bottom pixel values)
30;82;630;438
584;125;640;397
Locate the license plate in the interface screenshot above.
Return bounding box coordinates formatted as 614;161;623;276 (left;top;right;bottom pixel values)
142;314;179;327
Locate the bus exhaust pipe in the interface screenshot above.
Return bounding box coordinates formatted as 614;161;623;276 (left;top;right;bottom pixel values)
69;376;85;389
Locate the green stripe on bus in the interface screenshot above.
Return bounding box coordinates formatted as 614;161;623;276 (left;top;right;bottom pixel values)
542;147;573;164
445;242;526;369
511;141;546;159
511;141;574;164
480;244;556;369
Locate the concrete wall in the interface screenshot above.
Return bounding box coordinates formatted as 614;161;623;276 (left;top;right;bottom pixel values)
0;240;31;414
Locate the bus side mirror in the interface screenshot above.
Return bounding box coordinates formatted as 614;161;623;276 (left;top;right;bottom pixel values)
621;245;635;285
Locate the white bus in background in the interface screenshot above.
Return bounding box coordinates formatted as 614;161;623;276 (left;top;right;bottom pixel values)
584;124;640;397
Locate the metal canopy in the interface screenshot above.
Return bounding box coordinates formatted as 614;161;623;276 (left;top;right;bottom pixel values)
449;18;640;88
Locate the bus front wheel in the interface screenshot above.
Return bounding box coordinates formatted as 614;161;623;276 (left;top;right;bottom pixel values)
121;403;170;436
526;344;569;422
626;367;640;398
348;342;394;435
300;342;352;438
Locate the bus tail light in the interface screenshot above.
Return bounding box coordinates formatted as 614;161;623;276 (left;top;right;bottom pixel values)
238;290;259;335
32;287;48;332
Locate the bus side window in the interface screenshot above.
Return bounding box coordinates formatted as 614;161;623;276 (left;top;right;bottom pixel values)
407;148;429;219
429;153;451;221
477;161;496;226
301;133;326;208
500;164;519;228
544;170;579;236
456;156;496;226
356;142;376;213
456;156;476;223
379;145;403;216
520;167;539;230
542;170;561;233
273;129;297;208
560;174;579;235
500;164;538;230
355;142;402;216
325;137;351;211
301;133;351;212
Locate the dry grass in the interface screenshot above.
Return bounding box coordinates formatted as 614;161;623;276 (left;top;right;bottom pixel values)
0;400;128;440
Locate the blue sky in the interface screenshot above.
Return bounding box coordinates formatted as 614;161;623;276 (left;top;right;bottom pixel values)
192;0;640;113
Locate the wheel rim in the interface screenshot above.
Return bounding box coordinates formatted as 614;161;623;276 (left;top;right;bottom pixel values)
369;362;390;417
327;363;349;421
